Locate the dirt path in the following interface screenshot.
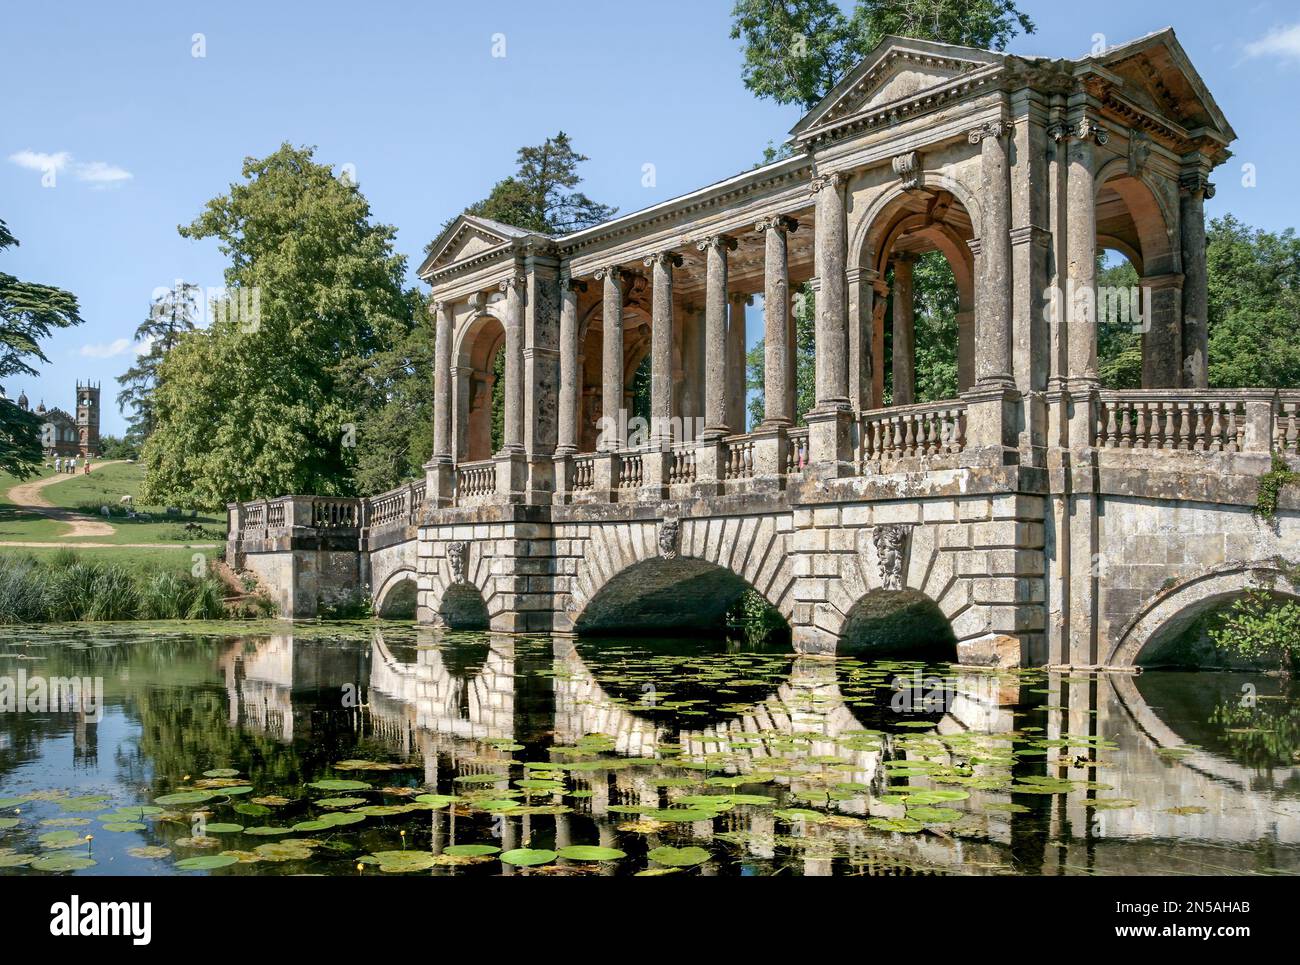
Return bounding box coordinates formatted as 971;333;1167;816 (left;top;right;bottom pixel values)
4;460;127;538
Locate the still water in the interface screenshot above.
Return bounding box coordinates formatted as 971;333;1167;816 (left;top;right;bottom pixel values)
1;623;1298;876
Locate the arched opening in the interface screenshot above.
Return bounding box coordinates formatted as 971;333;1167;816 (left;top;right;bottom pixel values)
375;573;417;619
454;312;506;462
1094;167;1180;388
1131;587;1300;671
574;556;790;642
438;583;489;631
840;589;957;660
858;188;976;409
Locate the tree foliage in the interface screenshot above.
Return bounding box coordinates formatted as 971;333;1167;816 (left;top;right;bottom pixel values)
116;281;200;446
1209;588;1300;677
731;0;1035;109
144;144;415;507
0;219;84;477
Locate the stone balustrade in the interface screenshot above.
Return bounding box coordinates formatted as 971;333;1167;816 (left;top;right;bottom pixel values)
455;460;497;503
860;399;967;471
1096;389;1277;453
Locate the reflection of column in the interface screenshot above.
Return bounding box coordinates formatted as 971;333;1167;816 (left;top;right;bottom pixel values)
644;252;680;445
499;272;526;453
891;255;916;405
756;215;797;427
556;279;584;454
595;266;626;451
812;171;849;410
699;234;737;438
970;120;1014;388
1179;171;1212;388
727;292;750;433
432;300;453;459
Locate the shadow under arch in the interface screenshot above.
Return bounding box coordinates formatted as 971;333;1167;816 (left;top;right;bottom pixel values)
438;582;490;631
374;569;418;618
1108;562;1300;668
573;555;789;639
840;588;957;660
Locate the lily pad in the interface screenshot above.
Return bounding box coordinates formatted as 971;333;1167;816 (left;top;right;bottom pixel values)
500;848;558;867
647;845;710;867
176;854;239;870
307;779;371;791
30;854;96;872
557;845;625;862
369;850;437;873
100;822;147;832
443;844;500;857
154;791;214;807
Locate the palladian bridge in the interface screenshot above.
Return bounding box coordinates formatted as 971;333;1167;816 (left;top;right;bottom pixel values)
228;30;1300;669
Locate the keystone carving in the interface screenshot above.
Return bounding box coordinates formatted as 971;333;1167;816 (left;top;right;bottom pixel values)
447;540;469;583
891;151;920;190
658;518;680;560
871;524;911;591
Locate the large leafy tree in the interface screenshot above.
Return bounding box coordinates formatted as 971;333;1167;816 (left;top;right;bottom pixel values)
144;144;414;507
115;281;200;446
0;219;84;477
731;0;1035;109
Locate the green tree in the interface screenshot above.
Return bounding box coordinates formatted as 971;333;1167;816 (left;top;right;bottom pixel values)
1209;588;1300;677
1096;255;1142;389
115;281;200;447
731;0;1034;109
144;144;414;507
0;219;84;477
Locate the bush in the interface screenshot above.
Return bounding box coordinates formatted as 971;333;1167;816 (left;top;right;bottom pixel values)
0;555;51;623
1209;589;1300;676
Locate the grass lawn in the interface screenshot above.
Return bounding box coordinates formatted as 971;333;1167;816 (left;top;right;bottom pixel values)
0;460;226;546
0;544;212;574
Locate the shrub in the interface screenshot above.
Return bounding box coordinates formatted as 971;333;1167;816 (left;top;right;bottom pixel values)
1209;589;1300;676
0;555;50;624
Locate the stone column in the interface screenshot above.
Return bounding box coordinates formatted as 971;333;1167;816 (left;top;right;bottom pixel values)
644;251;681;446
891;255;916;405
555;279;584;454
871;279;888;408
1063;116;1106;389
847;268;877;413
1179;170;1212;388
756;215;797;427
698;234;737;438
431;299;453;459
811;171;849;410
969;120;1015;388
595;265;626;452
499;271;526;453
727;292;750;433
1140;273;1184;389
956;310;975;390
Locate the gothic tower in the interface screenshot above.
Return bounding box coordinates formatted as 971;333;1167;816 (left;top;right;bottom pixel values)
76;380;100;457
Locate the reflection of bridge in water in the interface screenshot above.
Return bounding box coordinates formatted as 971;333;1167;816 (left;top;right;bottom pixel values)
222;632;1300;875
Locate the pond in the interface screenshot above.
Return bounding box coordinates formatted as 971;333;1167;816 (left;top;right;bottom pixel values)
0;623;1297;876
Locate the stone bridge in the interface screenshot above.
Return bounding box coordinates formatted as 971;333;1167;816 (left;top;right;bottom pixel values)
228;30;1300;669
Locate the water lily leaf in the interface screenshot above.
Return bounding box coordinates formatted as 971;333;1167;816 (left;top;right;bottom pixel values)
202;768;240;778
647;846;710;867
500;848;557;867
443;844;500;857
369;850;437;872
905;806;961;823
292;820;332;832
233;802;271;817
557;845;625;862
316;797;367;809
307;779;371;791
202;823;244;834
318;811;365;827
253;843;313;862
0;853;35;867
243;826;292;836
412;794;457;808
644;808;717;823
0;818;19;830
635;867;684;876
38;830;84;848
101;822;146;832
218;786;254;796
154;791;214;806
30;854;96;872
175;855;239;870
127;846;172;859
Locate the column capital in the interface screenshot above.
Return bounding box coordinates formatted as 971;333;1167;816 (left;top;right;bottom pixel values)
594;264;629;284
643;250;683;269
428;298;447;317
695;234;737;253
565;276;588;293
1048;115;1108;145
968;118;1013;143
809;171;847;193
498;270;526;293
755;214;799;234
1179;171;1215;199
729;291;754;306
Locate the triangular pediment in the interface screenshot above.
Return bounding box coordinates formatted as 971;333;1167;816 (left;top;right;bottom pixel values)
1097;28;1235;141
418;214;536;277
791;36;1004;141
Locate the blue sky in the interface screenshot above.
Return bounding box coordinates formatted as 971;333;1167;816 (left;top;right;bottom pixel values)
3;0;1299;436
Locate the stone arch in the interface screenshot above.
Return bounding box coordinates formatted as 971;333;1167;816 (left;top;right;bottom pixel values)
564;515;796;634
374;567;418;618
423;539;510;632
1107;561;1300;668
840;587;957;657
1094;160;1178;276
852;171;984;263
453;310;506;462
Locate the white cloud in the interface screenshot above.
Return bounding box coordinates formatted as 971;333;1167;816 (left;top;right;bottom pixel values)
1245;23;1300;61
8;149;70;173
80;338;133;359
7;150;132;187
74;160;132;185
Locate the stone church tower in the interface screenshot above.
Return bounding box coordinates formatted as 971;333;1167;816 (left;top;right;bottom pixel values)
75;380;100;457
